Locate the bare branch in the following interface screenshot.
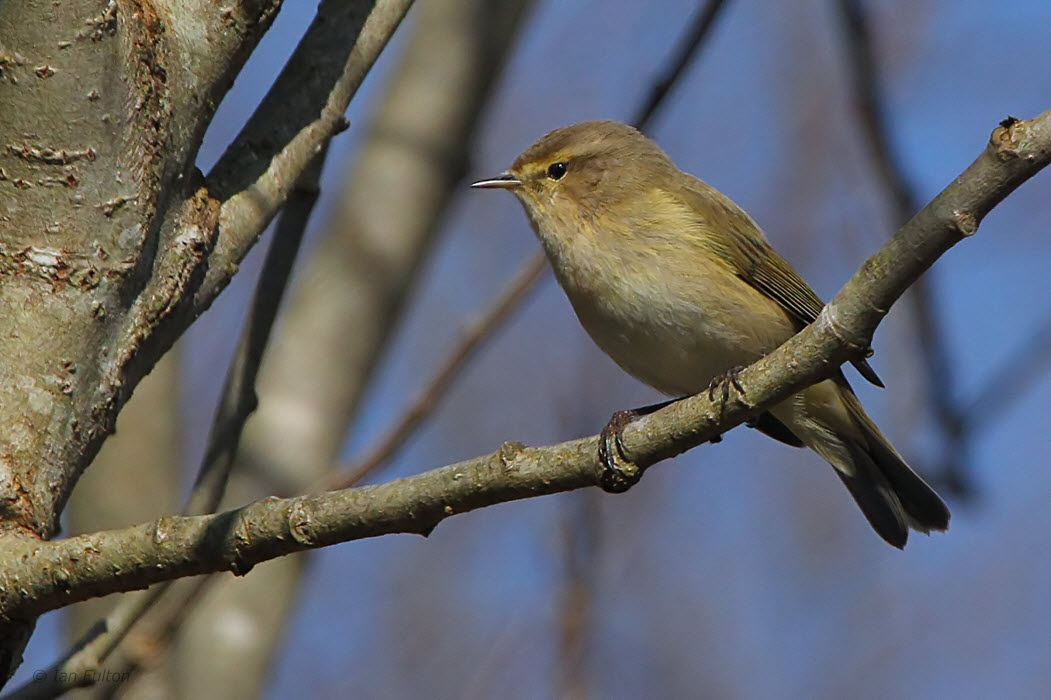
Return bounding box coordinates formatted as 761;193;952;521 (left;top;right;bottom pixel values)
187;150;326;516
236;0;536;494
200;0;415;309
1;108;1046;623
631;0;729;128
327;253;548;490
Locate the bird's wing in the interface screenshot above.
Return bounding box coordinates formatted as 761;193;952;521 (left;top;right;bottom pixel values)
679;179;885;388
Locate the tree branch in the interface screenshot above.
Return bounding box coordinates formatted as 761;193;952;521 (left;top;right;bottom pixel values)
631;0;729;128
0;108;1046;623
326;252;548;490
200;0;413;310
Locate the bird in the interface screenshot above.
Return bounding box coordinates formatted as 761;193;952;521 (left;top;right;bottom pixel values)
472;120;949;547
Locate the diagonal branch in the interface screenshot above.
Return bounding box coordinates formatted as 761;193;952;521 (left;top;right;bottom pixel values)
0;109;1048;626
187;149;327;517
199;0;414;311
164;3;537;695
631;0;729;128
326;252;549;490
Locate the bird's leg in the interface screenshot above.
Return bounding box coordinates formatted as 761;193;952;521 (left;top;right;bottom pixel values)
600;369;747;491
598;398;679;493
706;366;747;437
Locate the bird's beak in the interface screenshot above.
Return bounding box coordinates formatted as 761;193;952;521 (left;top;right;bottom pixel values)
470;173;521;189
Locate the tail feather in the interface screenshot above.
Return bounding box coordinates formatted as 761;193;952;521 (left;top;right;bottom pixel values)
840;389;951;534
834;440;909;548
803;416;912;548
774;377;950;548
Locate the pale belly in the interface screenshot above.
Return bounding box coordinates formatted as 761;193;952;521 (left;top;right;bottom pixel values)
555;253;799;397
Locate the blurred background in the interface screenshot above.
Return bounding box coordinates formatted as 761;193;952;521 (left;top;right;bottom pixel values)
14;0;1051;697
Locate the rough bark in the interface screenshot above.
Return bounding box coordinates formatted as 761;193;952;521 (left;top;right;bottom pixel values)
0;0;411;681
0;0;280;674
0;0;286;532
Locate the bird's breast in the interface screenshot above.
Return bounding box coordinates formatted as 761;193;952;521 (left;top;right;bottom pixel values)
542;230;798;396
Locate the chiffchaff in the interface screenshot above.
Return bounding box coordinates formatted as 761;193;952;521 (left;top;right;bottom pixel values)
473;120;949;548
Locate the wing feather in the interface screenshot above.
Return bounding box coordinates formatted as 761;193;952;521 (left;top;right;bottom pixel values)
679;179;885;388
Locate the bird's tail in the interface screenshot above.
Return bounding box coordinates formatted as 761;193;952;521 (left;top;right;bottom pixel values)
780;379;950;548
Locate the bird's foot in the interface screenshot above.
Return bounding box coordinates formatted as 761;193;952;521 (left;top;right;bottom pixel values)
707;366;747;433
598;409;641;493
597;398;679;493
707;366;746;403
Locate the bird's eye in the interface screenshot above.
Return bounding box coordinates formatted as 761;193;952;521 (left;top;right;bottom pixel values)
546;162;567;180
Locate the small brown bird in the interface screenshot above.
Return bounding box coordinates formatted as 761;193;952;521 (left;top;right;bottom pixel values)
473;120;949;547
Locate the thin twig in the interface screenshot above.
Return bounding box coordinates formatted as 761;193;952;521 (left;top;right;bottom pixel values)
201;0;414;310
187;150;325;515
329;0;731;490
326;252;548;490
631;0;729;129
559;491;600;700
